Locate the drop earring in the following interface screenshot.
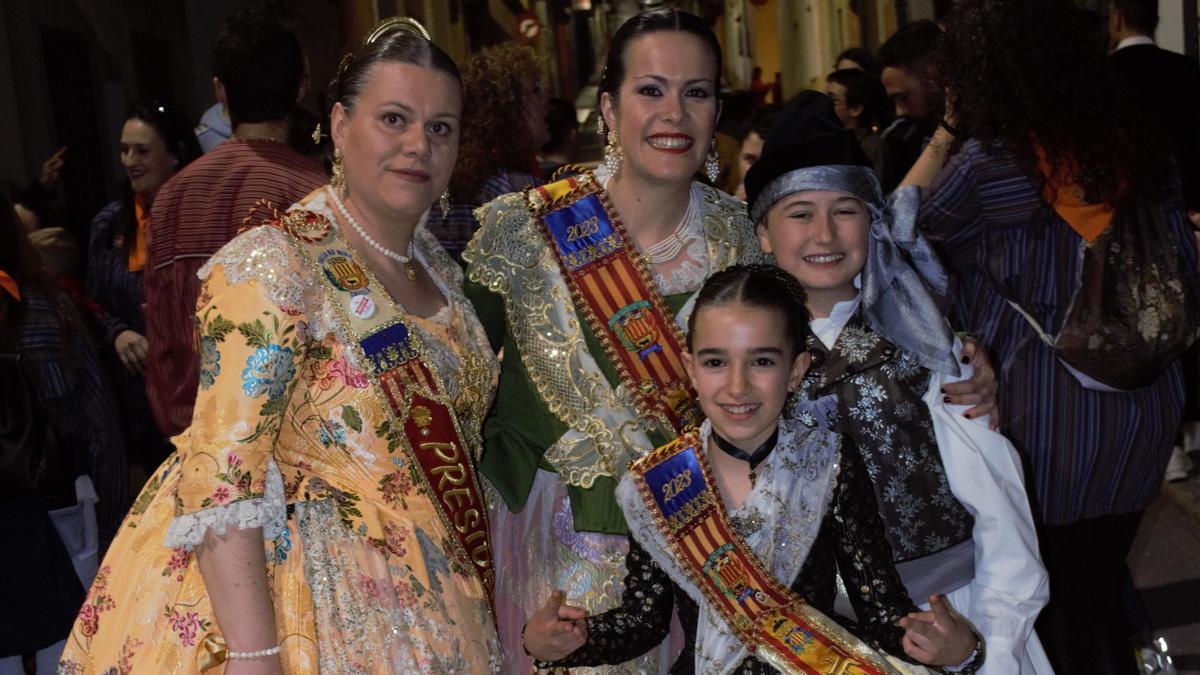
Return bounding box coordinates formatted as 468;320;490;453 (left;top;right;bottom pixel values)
705;138;720;184
439;190;451;218
604;130;623;175
331;148;347;197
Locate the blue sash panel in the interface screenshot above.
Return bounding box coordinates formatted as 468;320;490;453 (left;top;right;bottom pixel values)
541;194;622;272
360;322;419;376
643;446;707;523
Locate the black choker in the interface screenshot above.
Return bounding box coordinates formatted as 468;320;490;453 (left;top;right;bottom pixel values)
712;426;780;485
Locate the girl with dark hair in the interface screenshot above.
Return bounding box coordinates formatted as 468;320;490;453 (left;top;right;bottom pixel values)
465;8;763;672
60;18;502;673
905;0;1200;672
87;100;199;472
0;191;123;674
523;265;981;673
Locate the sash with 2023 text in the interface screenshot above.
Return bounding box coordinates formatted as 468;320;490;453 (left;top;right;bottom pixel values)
629;435;902;674
528;173;701;436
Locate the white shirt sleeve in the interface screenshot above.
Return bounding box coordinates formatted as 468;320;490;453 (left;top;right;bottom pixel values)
922;340;1052;674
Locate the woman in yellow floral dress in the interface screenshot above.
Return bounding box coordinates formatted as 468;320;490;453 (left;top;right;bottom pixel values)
58;19;502;674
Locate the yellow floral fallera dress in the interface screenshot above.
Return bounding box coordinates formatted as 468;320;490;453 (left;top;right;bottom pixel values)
58;190;502;674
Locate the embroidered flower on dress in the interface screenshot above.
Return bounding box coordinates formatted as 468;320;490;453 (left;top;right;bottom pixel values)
394;577;420;609
355;573;383;601
77;564;115;638
318;417;348;449
77;603;99;637
241;344;296;399
198;335;221;389
166;609;208;647
383;521;409;556
379;469;414;509
273;525;293;563
116;636;143;675
162;547;191;581
211;485;231;505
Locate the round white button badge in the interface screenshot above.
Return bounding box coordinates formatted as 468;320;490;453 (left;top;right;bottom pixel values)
349;294;377;319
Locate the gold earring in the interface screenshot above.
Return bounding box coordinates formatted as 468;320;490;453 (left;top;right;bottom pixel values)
331;148;347;197
604;130;622;175
439;190;450;218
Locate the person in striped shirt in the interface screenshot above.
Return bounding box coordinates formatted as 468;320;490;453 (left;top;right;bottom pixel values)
908;1;1200;671
144;9;326;438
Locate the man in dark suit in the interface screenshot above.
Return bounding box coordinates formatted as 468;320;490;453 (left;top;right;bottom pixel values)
878;20;943;183
1109;0;1200;214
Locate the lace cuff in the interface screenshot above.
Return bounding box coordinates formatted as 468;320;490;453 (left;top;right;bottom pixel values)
163;458;287;550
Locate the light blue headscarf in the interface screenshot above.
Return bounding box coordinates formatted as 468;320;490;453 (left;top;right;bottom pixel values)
753;164;960;376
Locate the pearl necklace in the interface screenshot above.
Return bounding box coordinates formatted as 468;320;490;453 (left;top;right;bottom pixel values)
328;186;417;281
640;191;696;265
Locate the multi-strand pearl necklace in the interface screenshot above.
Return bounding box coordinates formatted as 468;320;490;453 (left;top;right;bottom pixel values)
640;191;696;265
328;186;417;281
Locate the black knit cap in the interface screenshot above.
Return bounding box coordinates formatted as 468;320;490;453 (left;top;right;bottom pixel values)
743;90;871;219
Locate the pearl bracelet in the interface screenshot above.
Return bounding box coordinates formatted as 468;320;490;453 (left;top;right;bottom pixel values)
227;644;282;660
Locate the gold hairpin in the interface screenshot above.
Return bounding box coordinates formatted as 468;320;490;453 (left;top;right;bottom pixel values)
365;17;431;45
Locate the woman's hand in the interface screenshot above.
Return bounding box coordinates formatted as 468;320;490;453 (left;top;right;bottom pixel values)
39;146;67;190
941;90;958;129
941;337;1000;429
522;590;588;661
114;329;149;375
898;594;977;666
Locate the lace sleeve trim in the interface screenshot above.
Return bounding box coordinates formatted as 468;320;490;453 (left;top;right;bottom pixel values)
198;226;311;313
163;458;287;550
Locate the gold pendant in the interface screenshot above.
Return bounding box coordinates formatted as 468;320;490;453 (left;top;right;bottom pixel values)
404;263;416;282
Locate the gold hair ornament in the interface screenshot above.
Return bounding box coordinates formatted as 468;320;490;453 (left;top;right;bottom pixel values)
335;17;434;82
365;16;432;44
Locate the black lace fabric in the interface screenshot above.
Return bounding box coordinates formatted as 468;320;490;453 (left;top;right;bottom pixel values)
538;443;921;674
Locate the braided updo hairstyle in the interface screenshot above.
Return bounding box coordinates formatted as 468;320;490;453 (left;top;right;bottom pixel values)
686;264;811;359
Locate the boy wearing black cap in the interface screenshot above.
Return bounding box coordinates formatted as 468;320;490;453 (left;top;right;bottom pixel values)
747;91;1053;674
